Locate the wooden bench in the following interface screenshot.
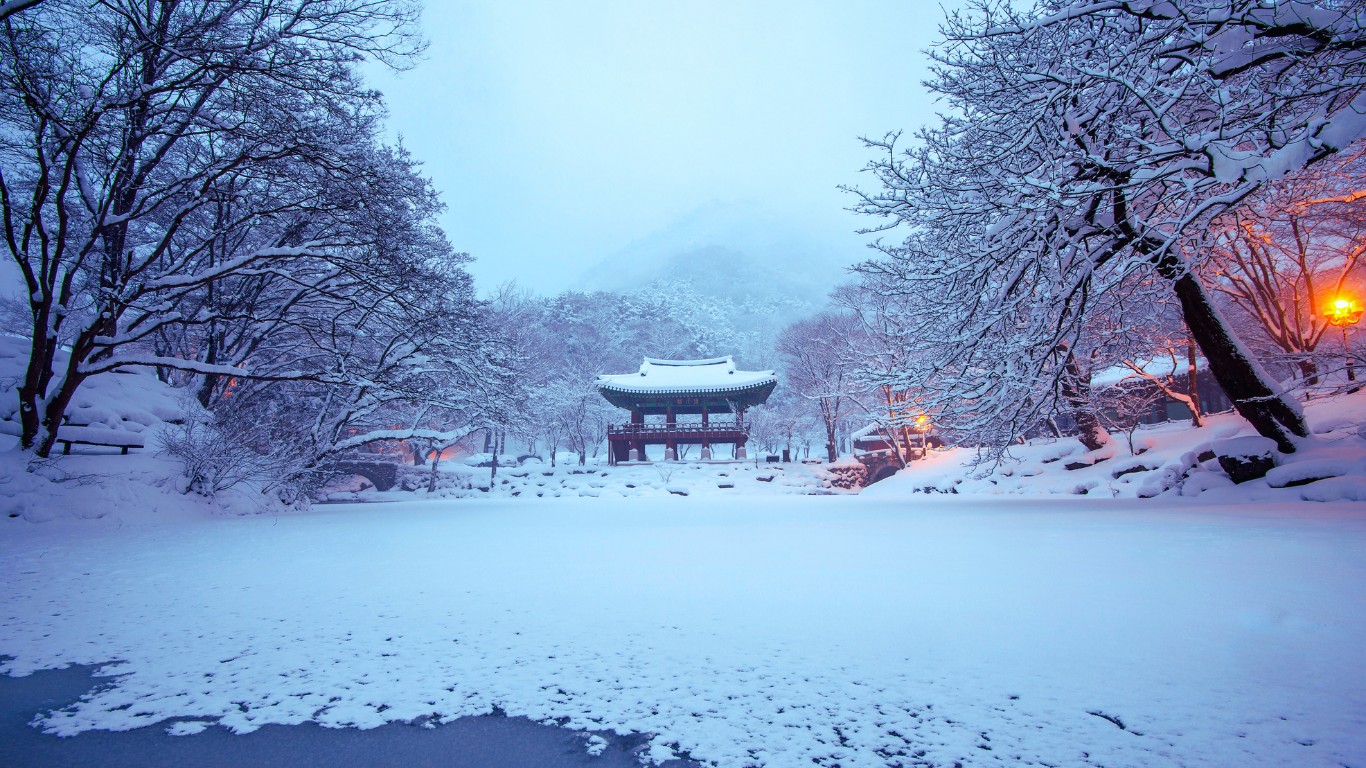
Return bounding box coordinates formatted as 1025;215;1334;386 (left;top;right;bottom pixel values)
55;425;145;455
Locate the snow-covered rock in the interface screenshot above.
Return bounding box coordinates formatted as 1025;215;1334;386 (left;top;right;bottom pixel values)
874;389;1366;502
1212;435;1280;483
1265;458;1364;489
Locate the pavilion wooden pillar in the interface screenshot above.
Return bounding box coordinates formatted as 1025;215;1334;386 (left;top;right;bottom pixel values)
700;406;711;459
665;406;677;460
630;409;643;461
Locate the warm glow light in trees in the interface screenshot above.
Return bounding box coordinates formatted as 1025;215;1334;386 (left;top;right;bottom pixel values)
1325;295;1363;385
1326;297;1364;327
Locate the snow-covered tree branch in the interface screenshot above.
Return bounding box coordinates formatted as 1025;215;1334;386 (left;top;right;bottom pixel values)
0;0;436;458
846;0;1366;454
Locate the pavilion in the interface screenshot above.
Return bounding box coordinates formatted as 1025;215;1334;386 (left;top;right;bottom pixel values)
597;356;777;464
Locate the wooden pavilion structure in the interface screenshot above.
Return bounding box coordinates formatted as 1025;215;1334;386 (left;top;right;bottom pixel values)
597;356;777;464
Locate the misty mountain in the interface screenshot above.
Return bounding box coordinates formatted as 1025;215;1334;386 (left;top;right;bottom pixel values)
572;201;866;318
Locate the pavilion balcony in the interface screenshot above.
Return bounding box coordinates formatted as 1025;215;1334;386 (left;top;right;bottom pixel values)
606;420;749;463
607;421;747;439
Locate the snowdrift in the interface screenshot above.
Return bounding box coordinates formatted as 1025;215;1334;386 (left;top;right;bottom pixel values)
868;391;1366;503
0;335;252;522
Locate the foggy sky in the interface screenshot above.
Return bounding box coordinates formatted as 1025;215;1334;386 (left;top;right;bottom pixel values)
367;1;959;296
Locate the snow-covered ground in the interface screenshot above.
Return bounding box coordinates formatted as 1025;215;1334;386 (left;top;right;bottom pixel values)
877;391;1366;503
3;494;1364;768
322;457;847;503
3;335;1364;766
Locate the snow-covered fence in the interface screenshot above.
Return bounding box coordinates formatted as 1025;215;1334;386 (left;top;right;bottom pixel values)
54;426;145;456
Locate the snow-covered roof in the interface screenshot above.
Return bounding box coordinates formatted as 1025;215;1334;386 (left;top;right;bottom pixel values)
1091;355;1209;388
851;422;881;441
596;356;777;396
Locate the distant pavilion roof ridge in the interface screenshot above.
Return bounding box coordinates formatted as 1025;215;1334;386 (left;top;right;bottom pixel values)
640;355;733;367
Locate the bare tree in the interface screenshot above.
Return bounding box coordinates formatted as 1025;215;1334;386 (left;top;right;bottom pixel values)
847;0;1366;454
1056;342;1111;452
1095;379;1166;456
0;0;422;457
1203;146;1366;384
1090;285;1206;429
777;312;863;462
0;0;42;22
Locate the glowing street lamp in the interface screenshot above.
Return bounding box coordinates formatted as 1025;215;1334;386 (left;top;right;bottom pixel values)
913;413;930;455
1325;296;1363;385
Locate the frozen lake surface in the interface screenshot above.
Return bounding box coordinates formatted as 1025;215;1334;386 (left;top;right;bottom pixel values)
3;495;1364;767
0;663;686;767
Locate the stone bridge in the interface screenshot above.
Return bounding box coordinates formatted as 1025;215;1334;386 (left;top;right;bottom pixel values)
855;451;909;486
328;460;400;492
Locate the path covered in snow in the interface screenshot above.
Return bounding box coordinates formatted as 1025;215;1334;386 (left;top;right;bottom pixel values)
3;495;1363;768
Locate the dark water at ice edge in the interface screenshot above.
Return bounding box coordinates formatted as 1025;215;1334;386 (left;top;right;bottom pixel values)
0;664;704;768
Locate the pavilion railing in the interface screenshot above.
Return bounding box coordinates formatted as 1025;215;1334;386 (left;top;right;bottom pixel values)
607;421;747;437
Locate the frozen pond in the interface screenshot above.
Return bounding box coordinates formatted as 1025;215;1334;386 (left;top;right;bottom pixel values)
3;495;1364;767
0;663;693;768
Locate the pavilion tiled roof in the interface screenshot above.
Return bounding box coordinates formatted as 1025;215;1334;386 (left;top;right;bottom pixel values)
596;356;777;397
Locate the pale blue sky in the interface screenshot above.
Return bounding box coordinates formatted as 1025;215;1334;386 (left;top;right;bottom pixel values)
367;1;959;295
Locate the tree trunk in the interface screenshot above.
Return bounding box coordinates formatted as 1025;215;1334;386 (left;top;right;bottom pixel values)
1296;357;1319;388
1058;346;1109;451
30;332;95;458
1163;270;1306;452
1186;341;1204;427
1046;416;1063;438
822;399;839;462
18;309;60;451
428;452;441;493
17;363;45;452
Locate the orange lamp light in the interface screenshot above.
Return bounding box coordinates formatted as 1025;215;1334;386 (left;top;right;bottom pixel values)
1326;296;1363;326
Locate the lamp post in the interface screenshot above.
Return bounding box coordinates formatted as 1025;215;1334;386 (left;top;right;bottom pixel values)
1325;296;1363;390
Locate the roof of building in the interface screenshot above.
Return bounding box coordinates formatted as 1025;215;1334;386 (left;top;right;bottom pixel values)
1091;355;1209;388
850;422;882;441
596;356;777;398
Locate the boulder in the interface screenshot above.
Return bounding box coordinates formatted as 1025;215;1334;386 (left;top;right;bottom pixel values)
1264;458;1360;489
1212;436;1279;484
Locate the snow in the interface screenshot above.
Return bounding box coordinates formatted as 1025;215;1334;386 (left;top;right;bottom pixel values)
0;334;186;437
2;496;1363;767
53;425;146;448
3;336;1366;767
1090;354;1206;387
338;459;849;501
1211;435;1278;459
871;390;1366;503
1264;458;1366;488
597;356;777;395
